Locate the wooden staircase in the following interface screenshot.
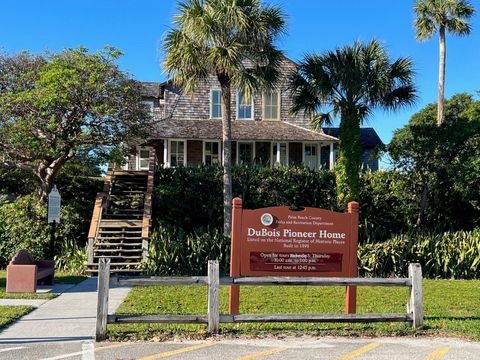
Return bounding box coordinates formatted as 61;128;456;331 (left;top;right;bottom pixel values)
86;154;155;275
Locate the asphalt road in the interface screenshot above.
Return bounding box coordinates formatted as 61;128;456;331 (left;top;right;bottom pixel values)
0;336;479;360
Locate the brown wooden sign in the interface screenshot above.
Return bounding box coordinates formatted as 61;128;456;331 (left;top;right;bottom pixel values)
229;197;359;314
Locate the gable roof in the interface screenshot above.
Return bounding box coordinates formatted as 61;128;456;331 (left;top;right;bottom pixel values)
323;127;383;148
137;56;298;99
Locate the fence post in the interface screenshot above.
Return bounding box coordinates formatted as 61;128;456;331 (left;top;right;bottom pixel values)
96;258;111;341
346;201;359;314
408;263;423;328
208;260;220;334
229;197;243;314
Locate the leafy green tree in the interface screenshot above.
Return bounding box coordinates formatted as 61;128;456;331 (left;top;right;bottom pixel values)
414;0;475;125
389;93;480;227
0;47;150;203
290;40;416;206
163;0;286;235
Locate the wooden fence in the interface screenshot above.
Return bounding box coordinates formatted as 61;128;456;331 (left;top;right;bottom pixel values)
96;259;423;341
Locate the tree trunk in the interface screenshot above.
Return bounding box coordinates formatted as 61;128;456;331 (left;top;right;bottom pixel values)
416;182;429;226
220;82;233;236
437;26;446;126
35;157;67;204
336;111;362;208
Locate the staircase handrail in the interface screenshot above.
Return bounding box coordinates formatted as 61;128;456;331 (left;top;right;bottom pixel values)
87;166;115;264
141;150;156;261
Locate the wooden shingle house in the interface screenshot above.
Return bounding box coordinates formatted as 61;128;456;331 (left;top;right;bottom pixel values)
86;57;382;274
127;57;381;172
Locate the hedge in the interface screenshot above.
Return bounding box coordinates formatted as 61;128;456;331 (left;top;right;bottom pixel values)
145;226;480;279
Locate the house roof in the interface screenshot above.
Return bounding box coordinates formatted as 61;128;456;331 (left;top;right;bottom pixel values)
151;119;337;142
138;81;165;98
138;56;299;99
323;127;383;148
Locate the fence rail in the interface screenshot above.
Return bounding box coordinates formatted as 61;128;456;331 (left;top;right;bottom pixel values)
96;259;423;341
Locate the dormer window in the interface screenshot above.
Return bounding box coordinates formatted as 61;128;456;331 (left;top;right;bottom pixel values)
141;100;154;114
237;90;253;120
210;89;222;119
263;91;280;120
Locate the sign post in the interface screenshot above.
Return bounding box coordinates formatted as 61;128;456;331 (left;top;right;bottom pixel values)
229;198;359;314
48;185;61;260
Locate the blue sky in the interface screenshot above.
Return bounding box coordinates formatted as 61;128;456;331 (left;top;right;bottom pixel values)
1;0;479;159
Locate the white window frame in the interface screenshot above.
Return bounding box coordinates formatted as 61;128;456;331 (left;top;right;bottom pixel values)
263;91;281;120
271;142;289;166
302;143;319;170
330;143;335;170
136;146;152;170
210;89;222;119
141;100;154;114
236;90;254;120
203;140;222;165
168;139;187;167
236;141;255;164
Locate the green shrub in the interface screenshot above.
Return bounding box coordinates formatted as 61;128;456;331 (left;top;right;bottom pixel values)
358;171;419;242
359;229;480;279
0;195;90;268
54;237;87;275
144;226;230;276
154;166;337;231
144;226;480;279
154;165;480;238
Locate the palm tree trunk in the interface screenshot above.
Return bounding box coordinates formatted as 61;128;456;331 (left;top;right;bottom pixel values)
437;26;446;126
336;111;362;207
220;83;233;236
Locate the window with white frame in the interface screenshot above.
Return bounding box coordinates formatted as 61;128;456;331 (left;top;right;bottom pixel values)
141;100;154;114
238;142;254;164
263;91;280;120
272;142;288;165
137;148;150;170
237;90;253;120
304;143;318;170
210;90;222;119
169;140;185;167
204;141;220;165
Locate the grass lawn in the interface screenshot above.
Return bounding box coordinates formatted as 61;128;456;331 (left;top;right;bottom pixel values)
0;306;34;329
109;280;480;341
0;271;86;299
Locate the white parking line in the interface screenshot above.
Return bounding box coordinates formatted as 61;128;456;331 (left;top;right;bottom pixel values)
41;350;89;360
82;342;94;360
0;347;25;353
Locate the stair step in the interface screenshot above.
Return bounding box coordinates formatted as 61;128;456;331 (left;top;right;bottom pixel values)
95;242;143;247
112;181;147;186
114;170;148;176
85;268;143;273
94;249;142;253
104;213;143;217
94;255;143;259
98;230;142;234
112;184;147;187
98;236;143;240
99;220;142;227
86;262;142;266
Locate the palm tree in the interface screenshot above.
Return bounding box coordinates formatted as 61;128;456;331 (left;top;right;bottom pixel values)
163;0;285;235
290;40;416;206
414;0;475;126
